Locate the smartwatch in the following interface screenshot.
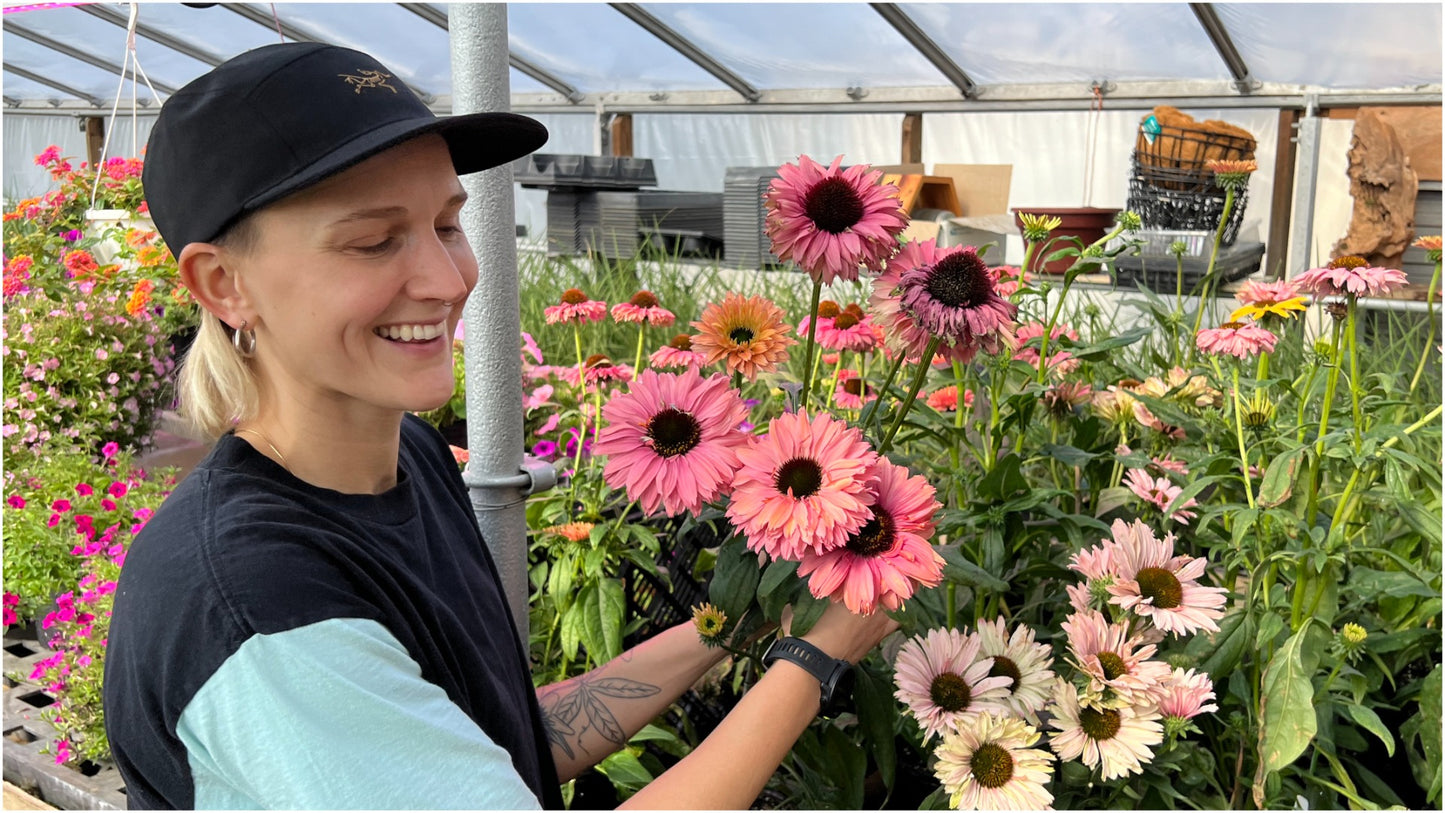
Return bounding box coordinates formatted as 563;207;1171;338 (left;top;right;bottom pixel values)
762;636;856;717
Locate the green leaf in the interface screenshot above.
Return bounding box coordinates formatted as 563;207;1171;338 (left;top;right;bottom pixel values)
708;536;761;622
1070;326;1152;361
595;576;625;661
560;595;585;660
597;749;654;796
1255;612;1285;650
1162;474;1228;517
630;723;690;758
1344;704;1395;757
1260;627;1318;773
937;545;1008;592
1420;665;1443;802
1094;486;1133;517
976;453;1027;501
1348;567;1440;600
758;558;800;598
1039;443;1098;467
821;723;868;810
853;666;898;791
1199;610;1252;679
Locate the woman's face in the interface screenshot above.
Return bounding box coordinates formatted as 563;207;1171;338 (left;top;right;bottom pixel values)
234;135;477;422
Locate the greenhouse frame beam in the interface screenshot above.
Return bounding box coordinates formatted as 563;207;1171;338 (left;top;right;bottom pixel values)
399;3;584;104
869;3;977;98
3;65;102;107
76;3;226;67
607;3;761;102
4;23;179;96
222;2;437;104
1189;3;1258;93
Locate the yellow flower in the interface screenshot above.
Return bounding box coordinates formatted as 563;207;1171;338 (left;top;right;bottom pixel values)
1018;212;1062;243
691;603;728;647
1230;296;1309;322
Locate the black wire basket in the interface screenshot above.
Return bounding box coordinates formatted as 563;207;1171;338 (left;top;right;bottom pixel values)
1126;175;1249;246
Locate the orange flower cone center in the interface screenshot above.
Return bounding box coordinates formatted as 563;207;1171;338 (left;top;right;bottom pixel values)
629;290;660;308
729;326;755;344
1079;706;1122;741
668;334;693;350
833;312;860;331
561;288;589;304
816;300;842;319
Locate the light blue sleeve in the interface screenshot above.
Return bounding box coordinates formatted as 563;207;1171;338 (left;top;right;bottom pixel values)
175;617;543;810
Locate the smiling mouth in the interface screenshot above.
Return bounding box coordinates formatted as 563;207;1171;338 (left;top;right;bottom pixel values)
373;320;447;343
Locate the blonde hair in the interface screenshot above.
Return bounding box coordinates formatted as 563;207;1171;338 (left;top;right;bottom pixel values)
176;313;259;442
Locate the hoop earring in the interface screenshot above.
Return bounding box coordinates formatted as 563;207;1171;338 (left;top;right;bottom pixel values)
233;320;257;358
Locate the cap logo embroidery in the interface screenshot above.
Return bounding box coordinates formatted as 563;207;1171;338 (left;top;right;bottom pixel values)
339;69;398;94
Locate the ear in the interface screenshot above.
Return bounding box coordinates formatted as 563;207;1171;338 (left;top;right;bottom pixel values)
178;242;253;330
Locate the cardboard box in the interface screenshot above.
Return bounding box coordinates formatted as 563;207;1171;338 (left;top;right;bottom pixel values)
932;164;1013;216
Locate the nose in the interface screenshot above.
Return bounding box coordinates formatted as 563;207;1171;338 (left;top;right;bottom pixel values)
409;228;475;305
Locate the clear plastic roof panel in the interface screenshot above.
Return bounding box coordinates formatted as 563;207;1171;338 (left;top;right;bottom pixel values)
638;3;950;90
1;71;63;102
2;32;157;102
507;3;725;93
264;3;454;96
115;2;292;60
900;3;1231;85
1217;3;1443;88
7;5;217;90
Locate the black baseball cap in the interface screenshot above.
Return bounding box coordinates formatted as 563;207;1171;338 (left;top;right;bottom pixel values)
143;42;549;251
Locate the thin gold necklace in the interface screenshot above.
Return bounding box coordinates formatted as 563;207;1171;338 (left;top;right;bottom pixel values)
234;427;288;471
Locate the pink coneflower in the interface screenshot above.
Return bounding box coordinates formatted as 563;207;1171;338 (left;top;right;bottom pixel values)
1157;668;1218;722
796;458;943;614
764;155;908;285
893;627;1014;742
594;369;750;517
691;292;797;382
925;386;973;413
650;334;706;370
832;369;876;410
1062;609;1172;709
797;300;841;338
818;308;881;353
1151;454;1189;476
1066;540;1119;613
1042;381;1094;420
726;410;878;560
897;245;1018;361
1294;255;1409;299
1415;234;1443;262
544;288;607;324
1231;279;1308;322
1123;469;1198;525
1013;321;1080;377
1132;401;1185;441
974;617;1055;721
582;354;632;385
1047;678;1163;780
990;264;1031;298
1195;321;1278;359
872;240;1001;365
611;290;676;327
933;713;1055;810
1105;518;1228;636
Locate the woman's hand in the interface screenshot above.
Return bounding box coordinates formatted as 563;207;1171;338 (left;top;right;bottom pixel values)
791;600;899;664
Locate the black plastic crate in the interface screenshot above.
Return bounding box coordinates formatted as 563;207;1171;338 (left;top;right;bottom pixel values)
1127;176;1249;246
1112;241;1265;291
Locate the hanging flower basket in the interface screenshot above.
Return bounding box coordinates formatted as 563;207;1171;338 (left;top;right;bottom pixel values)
83;208;155;268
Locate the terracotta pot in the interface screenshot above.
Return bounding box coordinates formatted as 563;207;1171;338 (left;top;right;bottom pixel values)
1013;207;1121;274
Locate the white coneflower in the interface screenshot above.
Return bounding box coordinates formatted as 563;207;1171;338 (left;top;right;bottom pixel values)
933;712;1055;810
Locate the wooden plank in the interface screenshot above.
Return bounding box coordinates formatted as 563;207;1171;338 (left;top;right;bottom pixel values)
609;113;633;158
84;116;104;168
900;112;923;165
1267;107;1300;279
4;782;55;811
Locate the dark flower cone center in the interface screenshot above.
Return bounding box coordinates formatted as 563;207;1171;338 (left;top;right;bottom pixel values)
988;656;1022;692
970;742;1015;789
845;510;895;556
647;408;702;457
729;326;755;344
833;313;860;331
1079;706;1122;741
585;353;612;369
696;614;724;636
843;303;865;319
629;290;660;308
561;288;589;305
925;251;992;309
1096;651;1129;681
1329;255;1368;270
817;300;842;319
1136;566;1184;609
803;176;866;235
929;671;972;712
668;334;693;350
775;457;824;498
843;379;866;397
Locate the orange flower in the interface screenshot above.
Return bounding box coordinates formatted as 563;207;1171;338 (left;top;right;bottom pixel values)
126;280;155;316
543;522;595;543
690;292;797;381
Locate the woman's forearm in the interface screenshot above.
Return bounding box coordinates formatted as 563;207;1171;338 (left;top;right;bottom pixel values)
536;622;726;782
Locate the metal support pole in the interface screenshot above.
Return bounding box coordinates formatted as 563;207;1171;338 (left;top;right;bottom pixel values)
450;2;549;638
1288;94;1323;278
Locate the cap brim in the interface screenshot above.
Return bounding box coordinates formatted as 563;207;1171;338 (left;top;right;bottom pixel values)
242;111;548;215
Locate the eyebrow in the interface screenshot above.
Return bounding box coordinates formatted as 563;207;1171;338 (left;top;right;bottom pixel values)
327;192;469;226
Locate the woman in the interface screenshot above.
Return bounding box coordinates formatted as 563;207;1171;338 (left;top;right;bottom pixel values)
104;43;895;809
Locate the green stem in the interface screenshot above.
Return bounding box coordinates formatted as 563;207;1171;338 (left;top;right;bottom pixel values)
1020;240;1039;281
568;324;588;506
825;355;845;409
879;336;942;456
1305;317;1346;524
1408;260;1442;398
866;349;907;441
1256;347;1270;383
632;325;646;377
799;278;823;409
1173;251;1187;367
1188;187;1236;363
1329;404;1443;545
945;582;957;631
1231;366;1257;509
1346;298;1364;453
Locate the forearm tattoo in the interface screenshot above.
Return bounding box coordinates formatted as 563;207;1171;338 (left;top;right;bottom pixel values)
538;673;660;761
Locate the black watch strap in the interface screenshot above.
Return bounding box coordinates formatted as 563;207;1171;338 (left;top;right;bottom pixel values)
762;636;855;716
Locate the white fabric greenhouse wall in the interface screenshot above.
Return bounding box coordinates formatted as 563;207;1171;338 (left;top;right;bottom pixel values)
4;114;156;201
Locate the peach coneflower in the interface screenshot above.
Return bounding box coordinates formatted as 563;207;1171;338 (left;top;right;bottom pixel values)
973;617;1055;722
832;369;876;410
1047;678;1163;780
1062;609;1172;709
1206;158;1257;192
611;290;675;327
594;369;749;517
896;245;1017;362
1013;321;1080;377
925;385;973;413
1414;234;1443;262
1295;255;1409;299
796;458;943;615
817;307;881;353
649;334;706;370
1123;469;1198;525
691;292;797;382
764;155;908;285
542;522;595;543
933;712;1055;811
893;627;1013;742
726;410;878;560
1195;321;1278;359
544;288;607;324
1105;518;1228;637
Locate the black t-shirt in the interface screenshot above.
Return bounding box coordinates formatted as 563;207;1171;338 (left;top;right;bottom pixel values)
103;414;561;809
